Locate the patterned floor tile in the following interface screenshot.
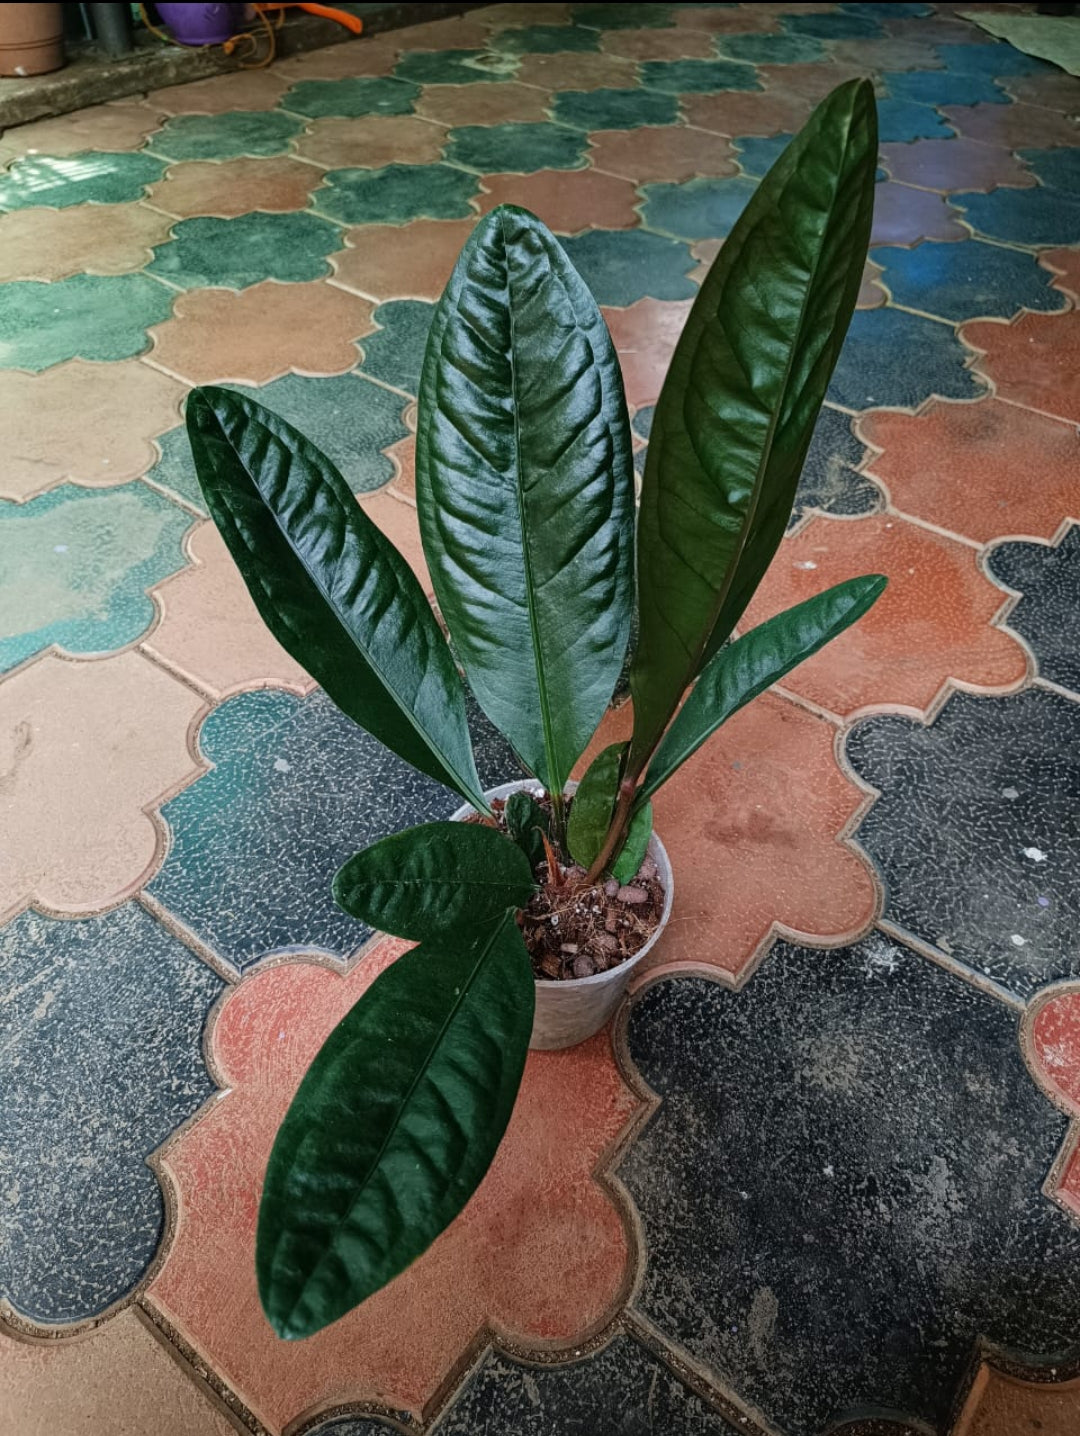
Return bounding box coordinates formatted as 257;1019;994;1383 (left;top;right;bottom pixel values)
878;135;1036;193
934;41;1053;80
145;110;305;162
146;689;514;972
876;97;956;143
331;217;476;300
638;57;760;93
717;31;826;64
1000;70;1080;116
559;227;697;303
573;2;675;28
144;424;205;514
756;59;871;105
673;4;784;34
146;280;375;385
476;167;639;232
637;173;757;239
514;49;639;90
295;114;446;169
959;1370;1080;1436
790;403;882;528
355;299;432;394
147;943;637;1427
621;936;1080;1436
0;101;164;166
783;9;883;39
882;66;1009;108
489;21;601;54
393;13;500;52
0;361;185;502
147;69;289;115
146;211;343;290
598;25;715;59
1041;244;1080;302
145;156;321;219
846;686;1080;999
600;297;693;407
273;37;399;81
682;88;814;137
987;524;1080;698
394;49;518;86
552;86;681;130
445;119;588;172
413;79;553;126
731;130;790;178
957;187;1080;248
942;101;1080;150
961;310;1080;425
0;151;166;211
475;2;573;25
871;237;1068;322
588;123;737;182
0;903;222;1324
0;202;172;282
829;306;984;410
0;482;191;674
0;649;203;922
1021;144;1080;196
0;273;173;371
312;162;478;225
830;35;946;71
279;75;420;120
860;398;1080;545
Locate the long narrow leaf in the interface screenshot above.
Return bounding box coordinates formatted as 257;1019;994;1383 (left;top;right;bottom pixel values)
187;386;488;810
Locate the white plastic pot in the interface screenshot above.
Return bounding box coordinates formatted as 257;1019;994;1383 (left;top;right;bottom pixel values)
451;779;674;1052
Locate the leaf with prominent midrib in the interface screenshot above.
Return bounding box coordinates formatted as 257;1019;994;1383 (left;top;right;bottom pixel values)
187;386;488;810
257;913;534;1339
416;204;635;795
629;81;878;770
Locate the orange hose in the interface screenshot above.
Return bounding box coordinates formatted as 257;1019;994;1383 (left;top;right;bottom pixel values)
254;3;364;34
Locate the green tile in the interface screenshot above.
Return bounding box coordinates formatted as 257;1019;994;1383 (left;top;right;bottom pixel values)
0;483;192;672
572;4;674;28
145;111;304;162
0;151;166;211
716;32;826;65
489;24;600;54
280;76;420;119
0;274;173;371
146;211;343;290
639;174;758;240
559;228;697;305
144;424;205;514
639;58;760;93
445;122;587;174
394;49;518;85
357;300;434;394
313;163;479;226
552;88;680;131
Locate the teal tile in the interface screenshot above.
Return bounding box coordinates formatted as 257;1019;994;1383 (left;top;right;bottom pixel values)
489;24;600;54
0;151;166;211
559;228;697;305
0;484;191;671
146;211;343;290
733;134;791;179
783;10;883;39
552;88;680;131
876;98;955;143
357;300;434;395
313;163;479;225
144;424;205;514
0;274;173;371
145;111;305;162
445;122;587;173
639;59;760;94
638;174;757;241
716;32;826;65
394;49;516;85
572;4;674;28
279;76;420;119
882;69;1008;108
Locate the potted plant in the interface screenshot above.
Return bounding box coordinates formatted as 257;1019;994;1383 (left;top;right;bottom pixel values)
186;80;882;1341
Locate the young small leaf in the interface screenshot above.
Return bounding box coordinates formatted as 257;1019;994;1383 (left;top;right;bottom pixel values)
612;801;653;885
503;791;550;871
566;743;625;870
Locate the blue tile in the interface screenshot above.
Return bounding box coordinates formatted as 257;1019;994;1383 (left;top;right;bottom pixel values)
870;237;1068;323
356;299;434;395
782;10;883;39
956;187;1080;248
732;133;792;179
828;307;984;410
987;524;1080;698
876;98;955;143
637;174;757;241
559;228;698;304
148;688;518;973
882;68;1010;108
0;903;222;1323
935;41;1053;78
1019;146;1080;194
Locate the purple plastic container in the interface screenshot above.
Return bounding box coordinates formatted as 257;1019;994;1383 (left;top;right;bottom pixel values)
155;3;244;45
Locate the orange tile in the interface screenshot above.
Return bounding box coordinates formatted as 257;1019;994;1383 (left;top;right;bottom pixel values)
332;218;476;301
961;310;1080;427
414;81;551;127
831;36;945;71
0;203;174;283
148;70;288;114
274;37;399;80
514;51;639;92
859;257;886;309
476;1;571;22
683;89;814;139
871;181;966;246
295;114;446;170
600;27;716;59
0;1311;235;1436
357;488;432;596
1029;985;1080;1221
602;298;692;409
689;236;721;284
147;157;321;219
589;125;736;183
148;937;639;1430
860;399;1080;545
0;101;162;165
147;280;375;385
0;652;204;924
743;513;1027;717
1040;246;1080;302
673;5;783;31
385;432;416;500
879;137;1037;194
0;360;186;503
956;1366;1080;1436
999;71;1080;116
757;62;870;105
392;13;496;50
476;169;639;234
942;102;1080;150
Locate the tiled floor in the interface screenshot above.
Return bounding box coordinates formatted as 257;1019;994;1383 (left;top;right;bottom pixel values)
1;4;1078;1434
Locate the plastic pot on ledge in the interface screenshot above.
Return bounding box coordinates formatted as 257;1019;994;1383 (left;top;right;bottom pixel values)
0;4;65;77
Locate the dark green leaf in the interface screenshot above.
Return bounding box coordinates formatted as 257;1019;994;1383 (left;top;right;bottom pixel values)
629;81;878;770
504;790;550;871
333;821;535;941
416;204;635;794
566;742;625;869
612;801;653;885
640;575;887;802
257;914;534;1339
187;386;489;811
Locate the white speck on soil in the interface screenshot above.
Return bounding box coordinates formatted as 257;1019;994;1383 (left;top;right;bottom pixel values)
1022;846;1048;862
1010;934;1027;947
1003;787;1019;799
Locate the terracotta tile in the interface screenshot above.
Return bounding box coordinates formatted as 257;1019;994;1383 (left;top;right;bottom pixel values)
1030;985;1080;1221
602;298;692;408
0;1311;235;1436
744;513;1026;716
861;399;1080;546
295;113;445;169
1000;71;1080;117
0;101;162;165
600;26;715;59
476;168;639;234
830;35;945;71
757;61;870;105
956;1366;1080;1436
683;89;814;138
514;50;639;91
146;157;322;219
392;13;496;51
879;136;1037;194
332;217;475;301
858;257;885;309
141;520;316;701
1041;245;1080;301
475;1;572;23
146;279;375;385
589;124;736;182
147;69;288;114
0;202;173;283
273;36;400;80
942;102;1080;150
414;79;551;126
358;487;432;594
0;651;204;923
673;6;782;33
871;181;966;245
961;310;1080;427
0;360;186;502
386;431;416;500
147;937;639;1429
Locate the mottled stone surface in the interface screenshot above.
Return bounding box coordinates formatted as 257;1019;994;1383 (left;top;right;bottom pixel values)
988;525;1080;698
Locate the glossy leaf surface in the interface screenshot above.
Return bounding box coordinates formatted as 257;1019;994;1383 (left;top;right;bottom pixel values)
187;386;488;810
612;802;653;885
640;575;886;802
629;81;878;769
503;790;550;871
257;914;534;1339
416;204;635;793
566;743;625;870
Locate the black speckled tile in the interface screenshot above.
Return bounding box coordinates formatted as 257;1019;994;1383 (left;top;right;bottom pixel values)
988;523;1080;697
845;687;1080;1000
620;937;1080;1436
0;903;223;1325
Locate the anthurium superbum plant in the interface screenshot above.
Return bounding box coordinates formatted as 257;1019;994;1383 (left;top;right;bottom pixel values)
186;80;884;1340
